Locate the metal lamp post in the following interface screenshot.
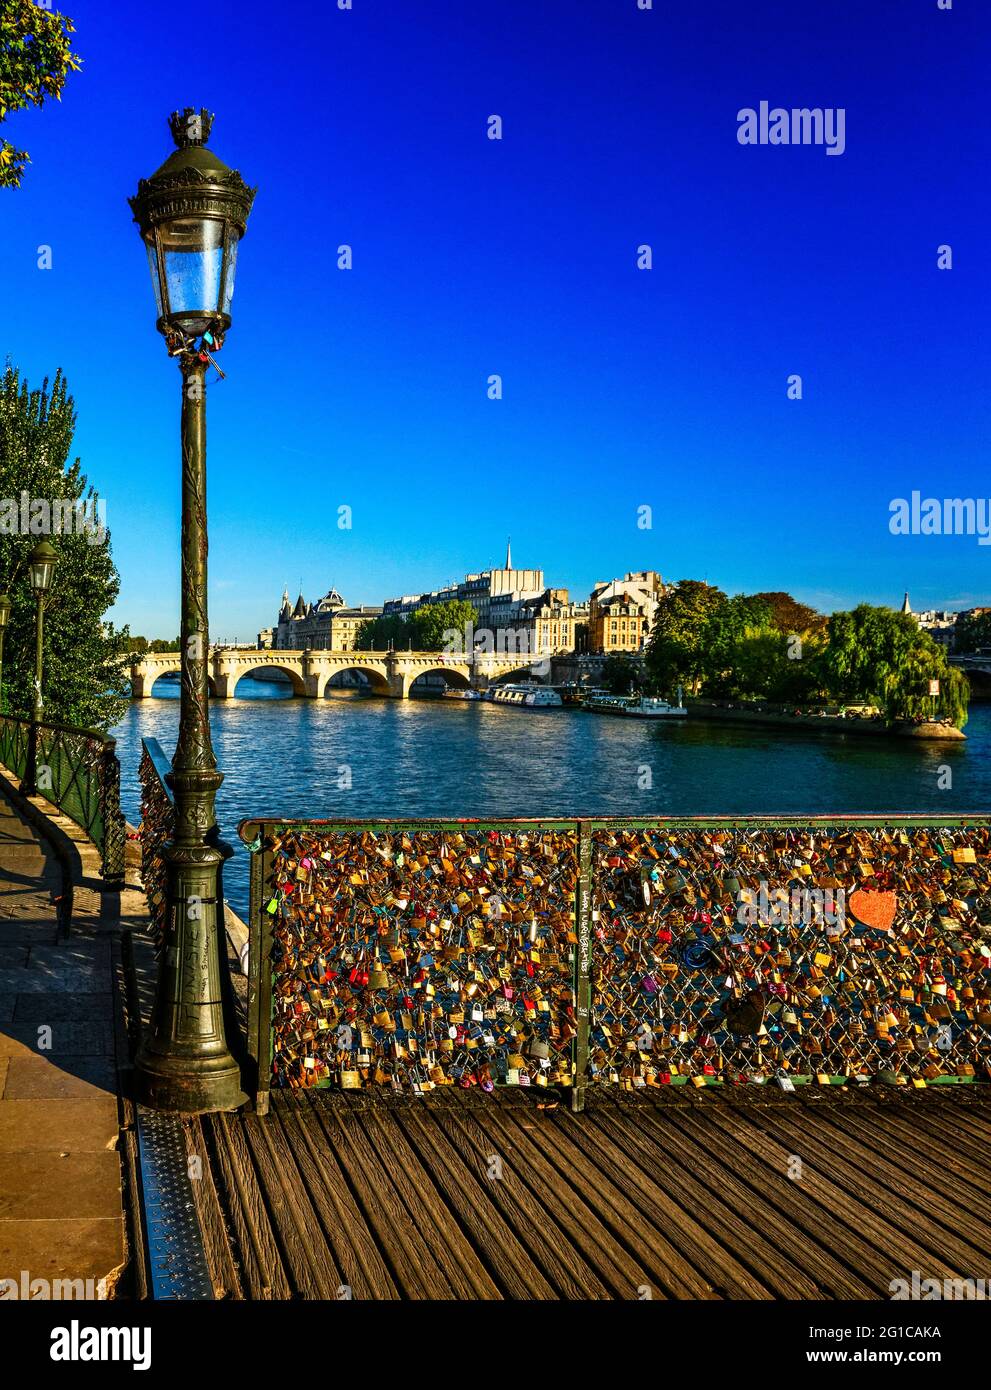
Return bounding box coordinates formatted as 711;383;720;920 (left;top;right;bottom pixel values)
129;108;256;1112
0;592;10;714
20;541;57;796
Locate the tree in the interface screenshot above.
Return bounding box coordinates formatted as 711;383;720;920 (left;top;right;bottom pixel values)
748;591;827;637
0;367;130;729
1;2;81;189
953;610;991;654
148;635;180;653
356;601;479;653
819;605;968;727
601;655;638;695
410;599;477;652
644;580;727;694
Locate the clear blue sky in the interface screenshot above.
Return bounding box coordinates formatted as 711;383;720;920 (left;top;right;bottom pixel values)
1;0;988;640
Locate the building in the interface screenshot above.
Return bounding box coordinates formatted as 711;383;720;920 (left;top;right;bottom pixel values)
588;571;665;653
267;587;383;651
901;592;960;651
382;541;546;631
512;589;590;655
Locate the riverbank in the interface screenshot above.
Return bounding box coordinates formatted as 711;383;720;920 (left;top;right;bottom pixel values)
686;700;967;741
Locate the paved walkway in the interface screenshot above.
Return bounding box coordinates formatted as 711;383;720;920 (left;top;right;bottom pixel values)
0;778;126;1299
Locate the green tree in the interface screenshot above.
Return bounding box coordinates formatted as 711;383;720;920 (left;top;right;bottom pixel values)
953;610;991;654
147;635;180;652
0;367;129;728
1;2;81;189
819;605;969;727
748;591;827;637
644;580;727;694
410;599;478;652
354;613;407;650
601;655;638;695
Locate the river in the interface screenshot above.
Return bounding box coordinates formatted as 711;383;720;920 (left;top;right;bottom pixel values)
111;680;991;919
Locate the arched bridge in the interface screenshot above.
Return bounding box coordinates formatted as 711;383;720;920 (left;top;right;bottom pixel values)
129;649;549;700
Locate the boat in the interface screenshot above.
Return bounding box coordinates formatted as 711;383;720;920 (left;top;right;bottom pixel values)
489;682;563;708
442;688;481;701
622;695;687;719
586;693;686;718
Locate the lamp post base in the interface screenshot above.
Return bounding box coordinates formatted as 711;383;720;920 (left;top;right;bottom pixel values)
133;1047;247;1114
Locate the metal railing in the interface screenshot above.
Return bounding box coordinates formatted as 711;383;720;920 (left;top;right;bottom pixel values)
139;738;175;951
238;814;991;1111
0;714;125;883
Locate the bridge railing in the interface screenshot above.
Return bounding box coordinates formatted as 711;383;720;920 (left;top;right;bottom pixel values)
238;814;991;1111
138;738;175;950
0;715;125;883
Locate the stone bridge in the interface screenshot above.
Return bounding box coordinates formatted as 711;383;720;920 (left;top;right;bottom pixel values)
128;649;552;700
949;654;991;698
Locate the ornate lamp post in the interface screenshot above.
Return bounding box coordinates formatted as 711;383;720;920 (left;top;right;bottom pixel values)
129;108;255;1112
20;540;58;796
0;592;10;713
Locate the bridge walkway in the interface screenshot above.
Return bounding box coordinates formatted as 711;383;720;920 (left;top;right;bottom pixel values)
182;1083;991;1300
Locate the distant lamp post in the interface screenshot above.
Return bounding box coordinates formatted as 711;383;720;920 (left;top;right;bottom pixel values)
20;541;58;795
0;592;10;713
129;108;256;1113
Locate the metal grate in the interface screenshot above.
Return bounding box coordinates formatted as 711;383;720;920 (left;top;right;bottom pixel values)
136;1105;214;1301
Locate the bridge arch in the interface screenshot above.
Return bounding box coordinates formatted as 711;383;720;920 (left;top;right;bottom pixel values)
230;664;306;698
319;666;391;698
491;667;547;685
148;668;218;698
407;666;472;695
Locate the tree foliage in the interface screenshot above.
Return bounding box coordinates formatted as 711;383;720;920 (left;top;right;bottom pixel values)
601;655;638;694
818;606;968;727
643;581;967;726
1;1;81;189
0;366;129;729
355;600;479;653
954;609;991;654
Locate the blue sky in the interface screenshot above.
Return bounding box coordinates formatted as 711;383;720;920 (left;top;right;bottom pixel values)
1;0;988;639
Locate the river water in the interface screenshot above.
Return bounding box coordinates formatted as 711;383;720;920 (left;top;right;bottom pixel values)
111;680;991;919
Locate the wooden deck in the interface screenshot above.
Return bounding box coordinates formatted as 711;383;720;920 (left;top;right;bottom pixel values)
183;1086;991;1300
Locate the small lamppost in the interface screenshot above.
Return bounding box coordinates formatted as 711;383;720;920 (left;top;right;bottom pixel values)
129;108;255;1113
0;592;10;713
20;541;57;796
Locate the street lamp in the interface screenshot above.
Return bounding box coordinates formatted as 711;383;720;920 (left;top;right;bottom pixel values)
20;541;57;796
0;592;10;713
129;108;256;1113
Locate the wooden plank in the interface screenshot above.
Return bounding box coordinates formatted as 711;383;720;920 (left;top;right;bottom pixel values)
580;1103;827;1299
811;1104;991;1228
347;1098;501;1300
242;1111;343;1298
517;1095;767;1301
182;1117;243;1301
863;1101;991;1177
699;1102;968;1288
209;1114;292;1300
308;1096;455;1299
672;1103;918;1297
401;1102;556;1299
425;1093;613;1297
473;1095;678;1298
758;1106;991;1273
271;1095;398;1300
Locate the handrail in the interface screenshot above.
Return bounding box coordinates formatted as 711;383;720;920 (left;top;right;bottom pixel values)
138;738;174;950
0;714;125;883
